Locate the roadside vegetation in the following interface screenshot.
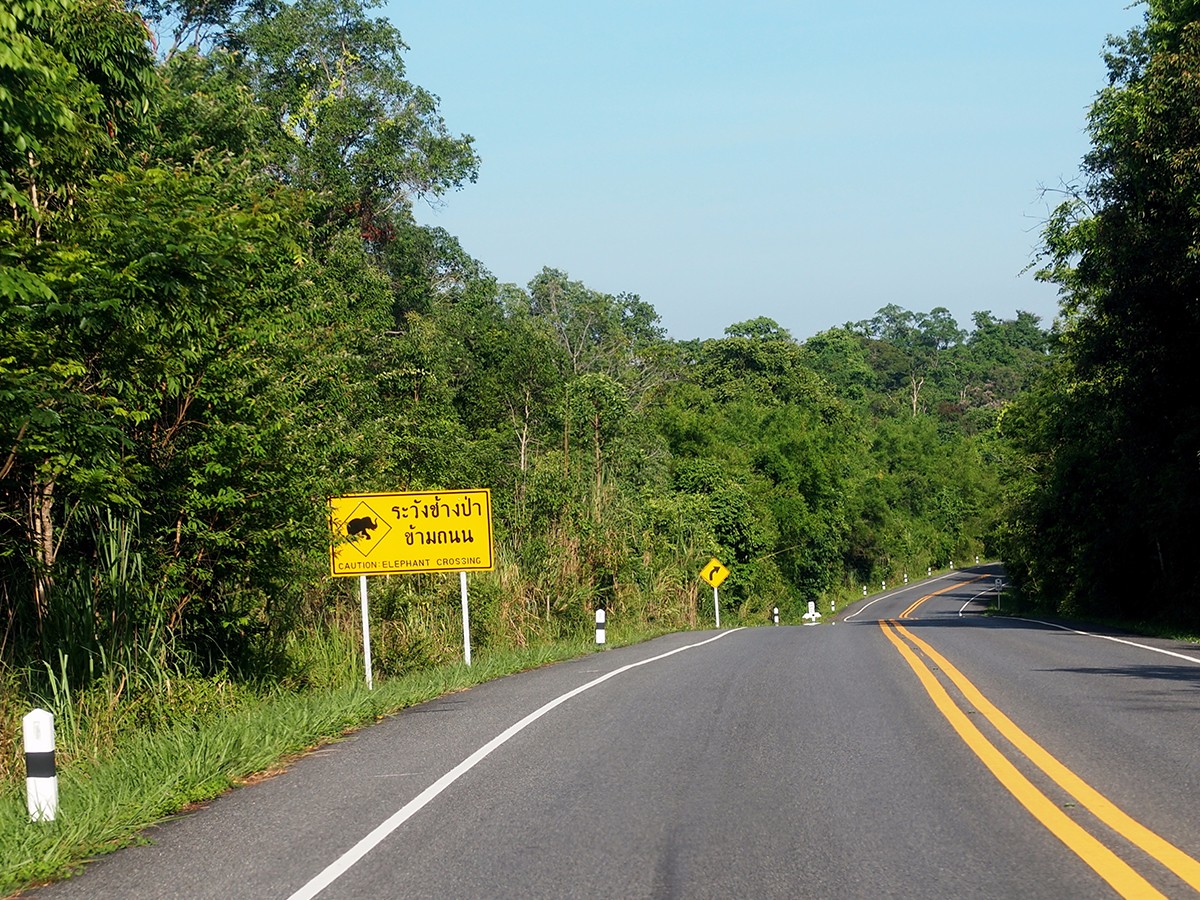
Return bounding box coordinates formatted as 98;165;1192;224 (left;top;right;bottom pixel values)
995;1;1200;624
2;0;1197;893
0;634;654;895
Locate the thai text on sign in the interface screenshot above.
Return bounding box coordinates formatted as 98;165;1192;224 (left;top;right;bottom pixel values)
329;490;494;577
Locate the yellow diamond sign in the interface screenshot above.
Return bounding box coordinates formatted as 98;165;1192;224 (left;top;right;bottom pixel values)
700;558;730;588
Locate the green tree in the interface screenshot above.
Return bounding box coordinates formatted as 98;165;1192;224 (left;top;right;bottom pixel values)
851;305;965;417
232;0;479;228
5;159;312;661
148;47;275;167
948;311;1050;431
2;0;159;641
1009;1;1200;621
697;317;827;405
801;328;875;403
1;0;156;228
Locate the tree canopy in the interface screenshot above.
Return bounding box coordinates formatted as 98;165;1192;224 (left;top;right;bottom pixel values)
12;0;1183;698
1000;0;1200;624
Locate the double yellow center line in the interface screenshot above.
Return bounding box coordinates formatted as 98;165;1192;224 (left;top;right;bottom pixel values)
880;619;1200;898
899;574;988;618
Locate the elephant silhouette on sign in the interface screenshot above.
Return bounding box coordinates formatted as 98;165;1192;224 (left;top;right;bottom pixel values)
346;516;378;539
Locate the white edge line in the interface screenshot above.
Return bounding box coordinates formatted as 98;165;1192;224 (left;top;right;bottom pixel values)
844;574;957;621
286;628;745;900
1011;617;1200;665
958;586;1001;617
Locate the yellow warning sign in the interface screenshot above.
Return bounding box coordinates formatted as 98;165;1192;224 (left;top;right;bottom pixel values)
329;490;494;577
700;558;730;588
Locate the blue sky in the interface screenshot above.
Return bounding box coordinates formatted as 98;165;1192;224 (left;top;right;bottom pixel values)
389;1;1146;342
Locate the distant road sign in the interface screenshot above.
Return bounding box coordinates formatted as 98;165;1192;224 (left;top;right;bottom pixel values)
329;490;494;577
700;558;730;588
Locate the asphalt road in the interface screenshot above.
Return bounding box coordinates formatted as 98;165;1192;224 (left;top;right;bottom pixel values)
30;565;1200;898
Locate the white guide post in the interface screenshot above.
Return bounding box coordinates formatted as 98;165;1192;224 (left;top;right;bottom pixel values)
595;608;606;645
460;571;472;666
24;708;57;822
359;575;373;690
713;586;720;629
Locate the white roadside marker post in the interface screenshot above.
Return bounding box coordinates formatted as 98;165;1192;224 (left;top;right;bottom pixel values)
460;571;472;667
773;607;779;625
24;709;57;822
596;608;606;645
359;575;373;690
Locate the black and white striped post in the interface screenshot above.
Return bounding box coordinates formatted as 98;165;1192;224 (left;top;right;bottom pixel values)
595;608;606;645
24;708;57;822
773;607;779;625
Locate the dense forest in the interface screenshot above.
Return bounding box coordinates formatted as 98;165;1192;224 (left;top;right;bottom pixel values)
2;0;1197;719
998;0;1200;624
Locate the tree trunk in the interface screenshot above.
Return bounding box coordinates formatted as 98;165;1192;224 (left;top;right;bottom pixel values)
592;412;602;503
562;383;570;477
508;389;533;545
29;476;56;636
909;373;925;417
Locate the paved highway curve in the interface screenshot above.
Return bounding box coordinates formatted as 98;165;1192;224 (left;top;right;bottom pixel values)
31;565;1200;898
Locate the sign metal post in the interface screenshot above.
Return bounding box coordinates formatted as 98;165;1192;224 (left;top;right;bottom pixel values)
460;571;472;666
359;575;373;690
